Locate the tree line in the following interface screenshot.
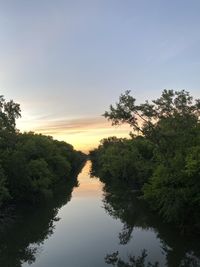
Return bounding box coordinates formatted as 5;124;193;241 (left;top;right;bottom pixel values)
90;89;200;233
0;95;86;208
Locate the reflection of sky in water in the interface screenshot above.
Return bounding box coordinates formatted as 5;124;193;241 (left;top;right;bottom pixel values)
121;228;165;266
71;161;103;198
22;162;167;267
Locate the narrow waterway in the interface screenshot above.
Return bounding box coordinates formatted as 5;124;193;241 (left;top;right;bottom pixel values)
1;161;200;267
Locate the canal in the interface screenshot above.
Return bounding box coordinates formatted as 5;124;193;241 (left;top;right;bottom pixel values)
1;161;200;267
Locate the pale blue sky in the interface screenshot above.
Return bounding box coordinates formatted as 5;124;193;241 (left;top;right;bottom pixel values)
0;1;200;150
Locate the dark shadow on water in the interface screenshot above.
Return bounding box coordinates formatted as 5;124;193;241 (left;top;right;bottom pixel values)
98;178;200;267
0;173;80;267
105;250;159;267
105;249;200;267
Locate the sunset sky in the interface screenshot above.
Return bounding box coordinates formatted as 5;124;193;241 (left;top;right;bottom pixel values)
1;1;200;152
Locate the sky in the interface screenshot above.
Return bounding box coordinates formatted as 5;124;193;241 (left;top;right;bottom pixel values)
0;0;200;152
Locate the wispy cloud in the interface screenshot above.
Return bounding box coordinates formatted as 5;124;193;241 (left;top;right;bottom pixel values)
17;115;131;152
33;116;111;134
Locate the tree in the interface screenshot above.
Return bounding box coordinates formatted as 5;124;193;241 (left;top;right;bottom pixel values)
101;89;200;231
0;164;10;206
103;90;200;151
0;95;86;207
0;95;21;133
0;96;21;206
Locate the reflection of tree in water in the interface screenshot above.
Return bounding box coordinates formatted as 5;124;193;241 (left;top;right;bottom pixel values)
105;250;159;267
101;182;200;267
118;223;133;245
179;252;200;267
103;183;152;246
0;176;79;267
105;250;200;267
104;188;134;245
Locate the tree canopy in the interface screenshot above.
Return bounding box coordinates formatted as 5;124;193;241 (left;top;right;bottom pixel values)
104;89;200;135
0;95;86;208
0;95;21;132
91;89;200;233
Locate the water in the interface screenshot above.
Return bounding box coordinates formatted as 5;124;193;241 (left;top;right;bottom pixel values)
0;161;200;267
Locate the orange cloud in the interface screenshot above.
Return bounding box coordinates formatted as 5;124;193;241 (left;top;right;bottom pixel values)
33;116;110;133
17;116;132;153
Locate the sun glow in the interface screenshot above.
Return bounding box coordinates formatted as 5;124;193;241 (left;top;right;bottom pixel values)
17;115;131;153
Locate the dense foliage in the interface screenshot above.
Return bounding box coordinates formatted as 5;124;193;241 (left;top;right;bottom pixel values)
0;171;79;267
90;90;200;232
96;175;200;267
0;95;86;207
90;136;154;189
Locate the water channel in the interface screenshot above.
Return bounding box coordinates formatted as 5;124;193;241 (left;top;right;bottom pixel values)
0;161;200;267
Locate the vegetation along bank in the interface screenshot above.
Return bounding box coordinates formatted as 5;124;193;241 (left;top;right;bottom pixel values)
90;89;200;233
0;95;86;209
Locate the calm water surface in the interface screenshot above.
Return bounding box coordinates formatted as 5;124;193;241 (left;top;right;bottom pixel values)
1;161;200;267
